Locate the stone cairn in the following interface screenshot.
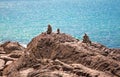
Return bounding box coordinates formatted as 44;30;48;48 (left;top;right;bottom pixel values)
47;24;52;34
57;28;60;34
82;33;91;45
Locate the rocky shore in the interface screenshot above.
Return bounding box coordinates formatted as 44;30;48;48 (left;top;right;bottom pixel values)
0;25;120;77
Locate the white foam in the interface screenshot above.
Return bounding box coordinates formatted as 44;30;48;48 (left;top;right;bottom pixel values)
20;43;27;48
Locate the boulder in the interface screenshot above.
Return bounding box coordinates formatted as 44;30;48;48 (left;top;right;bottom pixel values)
27;33;77;59
1;41;25;54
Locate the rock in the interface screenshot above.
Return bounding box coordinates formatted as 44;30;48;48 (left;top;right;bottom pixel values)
2;76;7;77
6;61;13;66
0;59;5;70
0;47;6;54
3;52;38;76
0;51;6;54
111;67;120;77
2;29;120;77
1;41;25;54
8;71;20;77
27;70;78;77
57;28;60;34
9;50;23;58
0;56;17;62
25;32;120;77
0;42;25;77
47;24;52;34
19;68;34;77
0;41;10;48
82;33;91;45
0;71;2;76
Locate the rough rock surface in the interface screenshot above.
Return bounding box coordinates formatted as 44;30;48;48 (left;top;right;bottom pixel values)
0;41;25;76
0;41;25;54
0;59;5;70
0;32;120;77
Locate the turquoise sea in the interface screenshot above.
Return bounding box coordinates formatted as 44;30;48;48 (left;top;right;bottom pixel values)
0;0;120;48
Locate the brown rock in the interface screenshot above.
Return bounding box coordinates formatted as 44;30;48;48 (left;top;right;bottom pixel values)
2;31;120;77
57;28;60;34
26;33;77;59
82;33;91;45
3;52;38;76
19;68;34;77
25;32;120;77
0;56;17;62
0;41;10;48
1;41;25;54
0;47;5;54
0;59;5;70
6;61;13;66
27;70;78;77
47;24;52;34
9;50;23;58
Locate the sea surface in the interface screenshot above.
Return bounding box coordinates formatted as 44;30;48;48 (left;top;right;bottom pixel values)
0;0;120;48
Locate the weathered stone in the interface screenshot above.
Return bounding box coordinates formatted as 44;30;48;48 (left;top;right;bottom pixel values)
0;59;5;70
6;61;13;66
0;47;6;54
0;41;10;48
47;24;52;34
57;28;60;34
82;33;91;45
19;68;34;77
9;50;23;58
1;41;25;54
2;31;120;77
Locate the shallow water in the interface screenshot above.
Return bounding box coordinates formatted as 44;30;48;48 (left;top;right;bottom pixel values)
0;0;120;48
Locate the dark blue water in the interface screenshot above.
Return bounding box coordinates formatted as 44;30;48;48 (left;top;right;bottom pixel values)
0;0;120;48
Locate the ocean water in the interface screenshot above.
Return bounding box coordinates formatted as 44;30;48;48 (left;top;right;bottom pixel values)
0;0;120;48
